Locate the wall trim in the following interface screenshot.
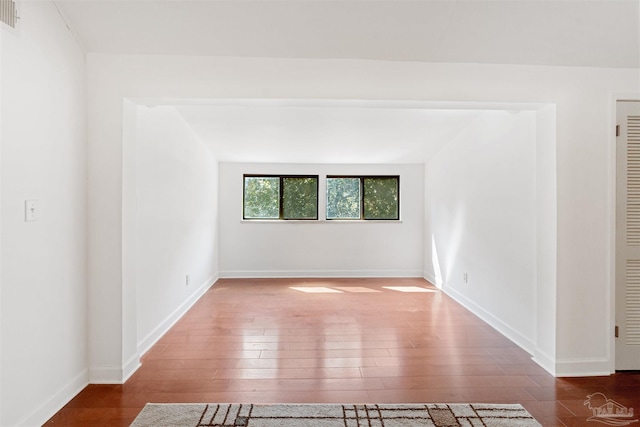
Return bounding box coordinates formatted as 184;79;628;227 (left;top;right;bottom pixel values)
87;264;218;387
87;356;142;384
532;348;556;376
219;270;423;279
422;272;441;288
441;285;539;365
137;273;218;357
555;357;613;377
431;276;558;376
18;368;89;427
609;94;640;373
88;366;125;384
122;354;141;383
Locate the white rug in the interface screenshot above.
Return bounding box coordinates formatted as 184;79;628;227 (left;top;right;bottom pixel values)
130;403;542;426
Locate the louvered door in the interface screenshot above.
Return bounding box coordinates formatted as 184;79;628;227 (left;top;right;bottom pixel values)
0;0;17;28
616;100;640;370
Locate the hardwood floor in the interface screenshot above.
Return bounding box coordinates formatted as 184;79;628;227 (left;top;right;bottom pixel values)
45;278;640;427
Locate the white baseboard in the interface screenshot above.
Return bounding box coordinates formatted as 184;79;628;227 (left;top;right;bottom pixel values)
86;357;147;384
440;285;538;361
555;357;613;377
16;369;88;427
89;366;126;384
122;353;141;383
90;272;218;384
422;272;441;287
532;348;557;376
219;270;423;278
87;357;143;384
137;272;218;357
433;281;614;378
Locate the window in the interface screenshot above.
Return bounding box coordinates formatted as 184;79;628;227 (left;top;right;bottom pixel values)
326;176;399;220
326;177;360;219
243;175;318;220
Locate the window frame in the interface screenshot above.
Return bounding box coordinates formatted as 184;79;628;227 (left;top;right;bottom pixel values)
326;175;400;221
243;174;319;220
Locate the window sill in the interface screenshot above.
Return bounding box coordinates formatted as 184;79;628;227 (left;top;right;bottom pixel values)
241;219;403;224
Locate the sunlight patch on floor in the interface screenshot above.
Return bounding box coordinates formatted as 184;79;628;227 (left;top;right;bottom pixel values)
383;286;438;293
333;287;381;293
289;287;343;293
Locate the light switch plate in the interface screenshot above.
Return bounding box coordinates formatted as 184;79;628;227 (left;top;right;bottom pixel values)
25;199;39;222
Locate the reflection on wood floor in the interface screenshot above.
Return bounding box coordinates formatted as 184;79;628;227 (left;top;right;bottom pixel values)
45;278;640;427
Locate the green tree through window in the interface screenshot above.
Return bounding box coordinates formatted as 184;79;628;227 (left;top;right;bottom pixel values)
243;177;279;219
243;175;318;220
364;177;399;220
327;177;361;219
283;177;318;219
327;176;399;220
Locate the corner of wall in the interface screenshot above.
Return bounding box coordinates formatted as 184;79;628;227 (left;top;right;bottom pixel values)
136;273;218;357
89;367;128;385
441;284;538;357
532;348;557;377
16;369;89;427
122;354;141;383
422;272;440;288
554;358;612;377
534;104;558;377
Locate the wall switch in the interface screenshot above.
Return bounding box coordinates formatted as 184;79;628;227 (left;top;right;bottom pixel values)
25;200;39;222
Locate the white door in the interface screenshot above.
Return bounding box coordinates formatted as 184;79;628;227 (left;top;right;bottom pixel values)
616;100;640;370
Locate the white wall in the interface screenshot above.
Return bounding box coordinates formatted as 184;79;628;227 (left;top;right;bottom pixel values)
219;162;423;277
0;18;4;427
135;106;218;355
85;54;639;380
1;3;87;426
424;110;538;355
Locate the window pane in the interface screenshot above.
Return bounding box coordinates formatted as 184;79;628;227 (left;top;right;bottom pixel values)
363;177;399;220
244;177;280;219
327;177;361;219
282;177;318;219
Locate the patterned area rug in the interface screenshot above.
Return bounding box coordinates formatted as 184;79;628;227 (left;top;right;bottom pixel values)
130;403;542;426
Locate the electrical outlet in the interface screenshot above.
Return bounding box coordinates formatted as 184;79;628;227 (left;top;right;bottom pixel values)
463;273;468;283
186;274;190;286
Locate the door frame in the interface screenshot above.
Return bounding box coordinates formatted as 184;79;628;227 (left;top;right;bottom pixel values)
611;94;640;372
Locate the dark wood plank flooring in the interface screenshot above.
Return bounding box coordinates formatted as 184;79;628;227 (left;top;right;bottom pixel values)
45;278;640;426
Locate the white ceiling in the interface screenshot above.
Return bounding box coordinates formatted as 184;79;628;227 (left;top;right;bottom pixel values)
55;0;640;68
174;104;476;163
50;0;638;164
169;101;531;164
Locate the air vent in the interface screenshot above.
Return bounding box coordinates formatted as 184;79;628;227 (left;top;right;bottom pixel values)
0;0;17;29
